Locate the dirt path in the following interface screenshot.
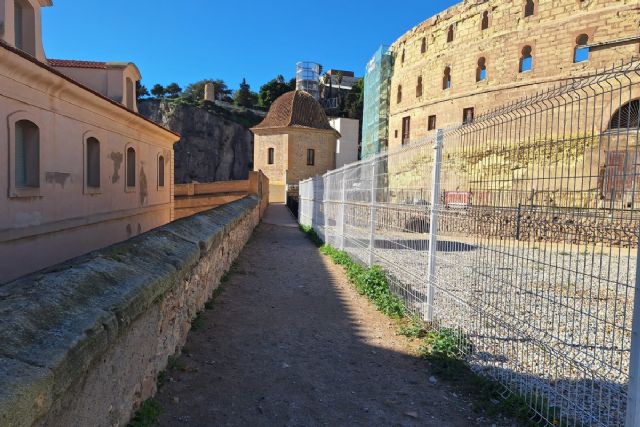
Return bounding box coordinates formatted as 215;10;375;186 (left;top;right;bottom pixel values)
154;206;509;427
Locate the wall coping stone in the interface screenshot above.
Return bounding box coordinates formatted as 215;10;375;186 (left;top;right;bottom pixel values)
0;196;259;427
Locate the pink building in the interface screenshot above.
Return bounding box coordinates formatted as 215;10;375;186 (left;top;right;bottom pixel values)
0;0;180;283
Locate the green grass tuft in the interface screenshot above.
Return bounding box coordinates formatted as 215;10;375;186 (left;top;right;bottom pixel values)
127;398;161;427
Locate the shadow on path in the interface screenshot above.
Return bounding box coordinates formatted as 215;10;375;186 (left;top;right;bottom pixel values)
154;206;503;427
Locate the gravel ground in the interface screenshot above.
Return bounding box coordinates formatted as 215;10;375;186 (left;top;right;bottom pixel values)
330;223;634;426
154;209;517;427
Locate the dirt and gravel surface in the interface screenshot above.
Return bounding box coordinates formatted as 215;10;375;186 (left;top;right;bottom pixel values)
154;206;514;427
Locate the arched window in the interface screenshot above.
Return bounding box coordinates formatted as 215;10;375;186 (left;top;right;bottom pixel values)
268;147;275;165
443;67;452;90
86;137;100;188
397;85;403;103
416;76;423;97
608;99;639;130
126;147;136;187
15;119;39;188
401;47;405;64
421;37;427;54
524;0;535;17
158;155;165;187
574;34;590;63
481;11;490;30
126;78;135;110
519;46;533;73
447;25;454;43
13;0;36;56
476;57;487;82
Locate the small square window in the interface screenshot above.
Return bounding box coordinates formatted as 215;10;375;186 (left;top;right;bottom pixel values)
428;115;437;131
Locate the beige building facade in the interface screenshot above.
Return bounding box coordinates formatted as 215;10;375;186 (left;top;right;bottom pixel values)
0;0;180;283
388;0;639;149
252;91;339;202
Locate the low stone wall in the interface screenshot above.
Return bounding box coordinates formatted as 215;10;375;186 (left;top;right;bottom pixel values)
0;196;260;427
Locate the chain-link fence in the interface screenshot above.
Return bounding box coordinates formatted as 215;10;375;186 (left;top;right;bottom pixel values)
299;59;640;426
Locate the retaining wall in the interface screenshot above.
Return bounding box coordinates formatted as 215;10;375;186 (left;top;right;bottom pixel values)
0;196;260;427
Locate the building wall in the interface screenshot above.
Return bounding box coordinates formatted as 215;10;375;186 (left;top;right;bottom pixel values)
253;128;337;202
52;65;141;112
330;118;360;168
287;129;337;184
253;132;288;202
0;44;178;283
387;0;639;150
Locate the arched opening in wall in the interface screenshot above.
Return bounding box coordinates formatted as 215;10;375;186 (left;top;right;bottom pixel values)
519;46;533;73
126;78;135;110
476;57;487;82
401;48;405;64
13;0;36;56
397;85;403;103
416;76;423;97
86;137;101;188
268;147;275;165
15;119;39;188
574;34;590;63
481;11;489;30
126;147;136;188
421;37;427;54
158;155;165;187
447;25;454;43
524;0;536;17
442;67;451;90
608;99;640;130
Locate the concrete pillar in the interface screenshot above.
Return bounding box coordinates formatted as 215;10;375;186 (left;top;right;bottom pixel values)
204;82;215;102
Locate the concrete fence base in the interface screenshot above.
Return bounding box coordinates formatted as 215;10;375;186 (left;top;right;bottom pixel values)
0;196;261;427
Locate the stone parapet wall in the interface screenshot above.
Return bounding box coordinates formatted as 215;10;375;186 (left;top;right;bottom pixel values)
0;196;260;427
372;203;638;248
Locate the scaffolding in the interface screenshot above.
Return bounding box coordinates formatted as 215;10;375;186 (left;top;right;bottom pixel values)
296;62;322;100
361;45;393;159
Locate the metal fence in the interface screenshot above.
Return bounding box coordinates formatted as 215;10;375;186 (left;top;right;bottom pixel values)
299;59;640;427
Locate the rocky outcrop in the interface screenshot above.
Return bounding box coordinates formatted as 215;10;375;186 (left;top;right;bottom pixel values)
139;100;253;183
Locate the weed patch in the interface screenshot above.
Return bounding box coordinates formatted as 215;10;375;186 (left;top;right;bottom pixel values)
191;312;205;331
127;398;161;427
299;224;323;247
320;245;404;318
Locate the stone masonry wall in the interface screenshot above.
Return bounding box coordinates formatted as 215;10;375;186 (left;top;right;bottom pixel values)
388;0;639;149
0;197;261;427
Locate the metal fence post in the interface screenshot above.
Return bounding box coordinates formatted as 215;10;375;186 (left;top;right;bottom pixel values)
626;240;640;427
339;168;346;250
368;159;378;267
425;129;444;323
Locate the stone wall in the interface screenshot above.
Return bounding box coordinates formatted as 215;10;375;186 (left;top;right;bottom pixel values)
0;197;261;427
387;0;639;149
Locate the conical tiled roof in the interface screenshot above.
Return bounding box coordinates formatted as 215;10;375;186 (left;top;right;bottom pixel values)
253;90;337;133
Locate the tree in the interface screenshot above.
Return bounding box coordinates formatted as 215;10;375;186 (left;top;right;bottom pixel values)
151;84;165;99
342;77;364;120
165;82;182;98
234;78;257;108
136;81;150;101
259;75;294;109
182;79;232;104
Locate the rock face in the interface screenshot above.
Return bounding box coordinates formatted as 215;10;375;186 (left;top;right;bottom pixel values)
139;100;253;183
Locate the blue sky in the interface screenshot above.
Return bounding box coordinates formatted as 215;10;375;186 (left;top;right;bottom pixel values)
42;1;458;92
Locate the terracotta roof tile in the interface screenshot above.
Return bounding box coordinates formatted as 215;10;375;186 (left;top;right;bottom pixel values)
48;59;108;69
253;90;336;133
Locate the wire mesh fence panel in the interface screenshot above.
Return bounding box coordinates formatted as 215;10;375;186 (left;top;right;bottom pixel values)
298;59;640;427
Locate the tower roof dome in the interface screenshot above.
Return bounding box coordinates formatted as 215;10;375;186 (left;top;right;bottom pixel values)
253;90;337;133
